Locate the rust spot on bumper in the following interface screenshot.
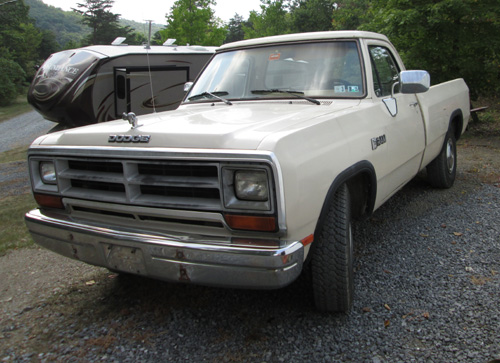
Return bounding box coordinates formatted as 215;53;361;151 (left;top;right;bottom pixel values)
179;265;190;282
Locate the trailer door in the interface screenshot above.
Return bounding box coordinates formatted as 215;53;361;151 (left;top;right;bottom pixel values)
114;66;189;118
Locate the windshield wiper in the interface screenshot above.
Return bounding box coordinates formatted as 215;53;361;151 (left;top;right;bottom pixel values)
251;89;320;105
188;91;232;105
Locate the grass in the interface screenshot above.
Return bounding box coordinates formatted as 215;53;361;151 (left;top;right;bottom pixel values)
0;144;34;255
0;193;37;255
0;94;33;123
0;145;28;164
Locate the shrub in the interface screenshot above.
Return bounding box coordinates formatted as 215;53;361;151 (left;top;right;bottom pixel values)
0;58;26;106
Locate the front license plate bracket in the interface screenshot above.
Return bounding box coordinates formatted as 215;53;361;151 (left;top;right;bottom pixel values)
104;244;146;275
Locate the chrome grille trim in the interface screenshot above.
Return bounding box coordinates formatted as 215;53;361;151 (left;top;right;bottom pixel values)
56;158;222;211
66;199;227;232
28;147;287;232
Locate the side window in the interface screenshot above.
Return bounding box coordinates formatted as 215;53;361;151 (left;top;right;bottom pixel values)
369;46;400;97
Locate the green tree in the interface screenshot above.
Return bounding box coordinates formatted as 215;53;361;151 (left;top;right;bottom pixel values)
159;0;226;46
289;0;336;32
224;13;249;43
243;0;292;39
0;58;26;106
72;0;133;45
363;0;500;98
0;0;42;103
330;0;371;30
0;0;41;73
38;29;60;60
25;0;89;48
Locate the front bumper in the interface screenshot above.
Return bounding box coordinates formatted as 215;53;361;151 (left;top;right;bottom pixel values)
25;209;304;289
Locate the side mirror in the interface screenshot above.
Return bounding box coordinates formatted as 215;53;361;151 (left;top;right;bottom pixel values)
400;70;430;94
184;82;193;92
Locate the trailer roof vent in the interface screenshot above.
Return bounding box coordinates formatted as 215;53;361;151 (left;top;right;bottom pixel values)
163;38;176;46
111;37;127;46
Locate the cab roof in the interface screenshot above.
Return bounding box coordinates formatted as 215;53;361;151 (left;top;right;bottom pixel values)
218;31;389;51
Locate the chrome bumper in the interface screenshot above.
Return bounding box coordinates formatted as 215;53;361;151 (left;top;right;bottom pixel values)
25;209;304;289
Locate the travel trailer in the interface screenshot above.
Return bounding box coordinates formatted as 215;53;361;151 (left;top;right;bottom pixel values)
28;42;216;128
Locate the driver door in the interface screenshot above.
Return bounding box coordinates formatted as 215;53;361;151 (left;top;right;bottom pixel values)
369;45;426;199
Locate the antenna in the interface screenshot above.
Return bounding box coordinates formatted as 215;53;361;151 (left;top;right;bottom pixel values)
144;20;156;113
144;20;153;50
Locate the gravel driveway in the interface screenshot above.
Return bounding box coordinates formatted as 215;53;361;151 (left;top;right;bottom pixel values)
0;113;499;362
0;111;53;153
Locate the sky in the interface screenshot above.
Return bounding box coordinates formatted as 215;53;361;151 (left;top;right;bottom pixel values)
40;0;263;24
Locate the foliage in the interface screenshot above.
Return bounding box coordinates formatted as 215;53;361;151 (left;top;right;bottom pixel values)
25;0;88;48
38;29;60;60
331;0;371;30
243;0;292;39
224;13;250;44
360;0;500;99
0;0;41;74
159;0;226;46
289;0;336;32
0;59;26;107
120;19;163;40
0;0;41;103
72;0;134;45
328;0;500;99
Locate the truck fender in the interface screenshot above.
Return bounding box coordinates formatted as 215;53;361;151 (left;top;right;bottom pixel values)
315;161;377;235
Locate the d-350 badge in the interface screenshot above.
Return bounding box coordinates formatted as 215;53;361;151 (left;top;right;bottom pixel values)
371;134;386;150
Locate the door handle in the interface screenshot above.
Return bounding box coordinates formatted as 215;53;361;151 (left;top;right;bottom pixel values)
409;102;419;107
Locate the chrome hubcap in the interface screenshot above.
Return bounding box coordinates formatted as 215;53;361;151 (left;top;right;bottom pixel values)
446;138;455;174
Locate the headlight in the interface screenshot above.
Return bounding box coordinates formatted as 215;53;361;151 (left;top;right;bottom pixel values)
40;161;57;185
221;166;273;211
234;170;268;201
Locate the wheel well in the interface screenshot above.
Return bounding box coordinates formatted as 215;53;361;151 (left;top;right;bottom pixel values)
346;172;373;220
315;161;377;235
306;162;376;270
450;109;464;141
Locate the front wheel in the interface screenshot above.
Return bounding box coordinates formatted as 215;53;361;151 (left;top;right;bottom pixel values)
427;126;457;188
311;183;354;313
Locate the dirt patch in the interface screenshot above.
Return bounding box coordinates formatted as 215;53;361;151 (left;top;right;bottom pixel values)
458;136;500;186
0;249;106;318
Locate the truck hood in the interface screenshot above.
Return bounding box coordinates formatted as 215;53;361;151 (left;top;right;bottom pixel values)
34;100;360;150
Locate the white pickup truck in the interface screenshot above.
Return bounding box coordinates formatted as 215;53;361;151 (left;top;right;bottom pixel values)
25;31;470;312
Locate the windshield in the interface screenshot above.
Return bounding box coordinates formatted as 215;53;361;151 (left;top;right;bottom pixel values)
185;41;364;103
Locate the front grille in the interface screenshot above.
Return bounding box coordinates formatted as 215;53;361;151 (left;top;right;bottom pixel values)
57;158;222;211
140;185;220;199
69;159;123;173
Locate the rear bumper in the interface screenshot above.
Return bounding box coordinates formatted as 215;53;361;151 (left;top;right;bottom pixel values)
25;209;304;289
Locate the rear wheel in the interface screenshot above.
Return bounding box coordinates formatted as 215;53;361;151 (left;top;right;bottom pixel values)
312;183;354;313
427;126;457;188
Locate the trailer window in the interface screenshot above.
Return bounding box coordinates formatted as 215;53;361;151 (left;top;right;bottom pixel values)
116;75;126;100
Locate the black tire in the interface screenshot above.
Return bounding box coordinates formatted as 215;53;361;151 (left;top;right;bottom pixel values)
427;126;457;189
312;183;354;313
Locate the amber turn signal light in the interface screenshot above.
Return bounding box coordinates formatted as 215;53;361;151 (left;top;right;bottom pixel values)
34;193;64;209
224;214;277;232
